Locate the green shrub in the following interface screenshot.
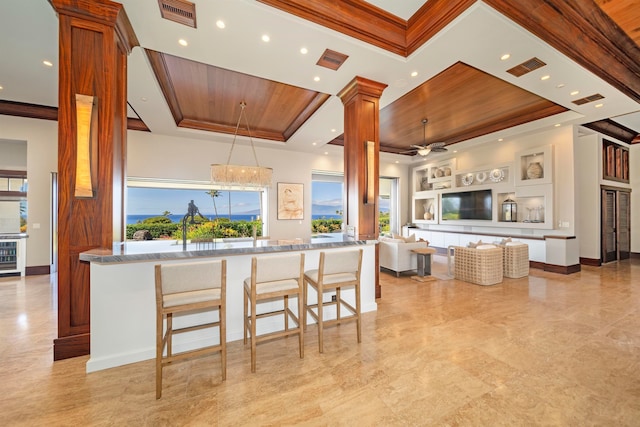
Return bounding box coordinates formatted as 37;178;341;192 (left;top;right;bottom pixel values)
126;222;179;239
311;218;342;233
171;220;262;241
141;215;173;224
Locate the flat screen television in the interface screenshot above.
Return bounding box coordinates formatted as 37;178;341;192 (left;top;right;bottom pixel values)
441;189;492;220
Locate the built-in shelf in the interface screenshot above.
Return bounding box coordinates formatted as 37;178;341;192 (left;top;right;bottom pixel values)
412;195;438;224
515;145;552;186
602;139;629;183
413;159;456;193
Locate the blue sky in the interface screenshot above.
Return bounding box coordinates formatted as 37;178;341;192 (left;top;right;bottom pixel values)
127;181;386;216
127;188;260;216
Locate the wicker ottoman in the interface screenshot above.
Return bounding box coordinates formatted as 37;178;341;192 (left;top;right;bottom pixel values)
453;246;503;286
502;243;529;278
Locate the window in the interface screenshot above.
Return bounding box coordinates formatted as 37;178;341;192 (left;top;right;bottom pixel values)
311;172;400;236
311;172;343;234
126;178;267;240
380;177;399;235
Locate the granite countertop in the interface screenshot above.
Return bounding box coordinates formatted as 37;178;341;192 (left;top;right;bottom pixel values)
80;234;375;264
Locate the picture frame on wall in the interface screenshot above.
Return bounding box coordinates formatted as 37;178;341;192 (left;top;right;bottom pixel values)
277;182;304;220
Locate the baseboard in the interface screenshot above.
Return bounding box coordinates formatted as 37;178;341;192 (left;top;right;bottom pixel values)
26;265;51;276
54;333;90;360
580;257;601;266
631;252;640;259
529;261;545;270
544;263;581;274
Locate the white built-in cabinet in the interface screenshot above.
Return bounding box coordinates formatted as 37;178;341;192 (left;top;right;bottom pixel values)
410;145;554;229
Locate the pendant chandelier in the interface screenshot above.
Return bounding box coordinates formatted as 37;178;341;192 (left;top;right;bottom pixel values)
210;102;272;188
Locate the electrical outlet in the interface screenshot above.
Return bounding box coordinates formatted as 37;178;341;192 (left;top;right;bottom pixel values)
331;295;337;302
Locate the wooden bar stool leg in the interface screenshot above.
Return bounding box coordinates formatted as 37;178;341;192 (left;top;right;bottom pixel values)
243;289;248;345
167;313;173;356
298;289;304;359
317;287;324;353
156;310;163;399
356;283;361;343
302;282;308;331
251;299;257;373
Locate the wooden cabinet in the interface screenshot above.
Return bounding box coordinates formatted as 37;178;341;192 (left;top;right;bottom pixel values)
602;139;629;183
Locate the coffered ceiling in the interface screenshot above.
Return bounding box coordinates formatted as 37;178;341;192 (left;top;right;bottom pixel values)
1;0;639;162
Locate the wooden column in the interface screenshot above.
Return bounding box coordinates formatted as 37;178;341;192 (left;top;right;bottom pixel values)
338;76;387;298
50;0;138;360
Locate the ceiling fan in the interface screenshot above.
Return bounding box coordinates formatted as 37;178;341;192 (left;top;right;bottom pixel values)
404;118;448;156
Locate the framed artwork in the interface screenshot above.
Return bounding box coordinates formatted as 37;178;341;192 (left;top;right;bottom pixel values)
277;182;304;220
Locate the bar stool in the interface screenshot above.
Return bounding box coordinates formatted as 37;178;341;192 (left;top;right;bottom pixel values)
155;260;226;399
244;253;305;372
303;249;362;353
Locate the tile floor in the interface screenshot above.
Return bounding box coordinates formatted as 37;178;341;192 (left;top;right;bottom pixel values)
1;255;639;426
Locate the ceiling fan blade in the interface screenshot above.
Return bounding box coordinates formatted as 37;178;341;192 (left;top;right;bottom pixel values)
410;144;427;149
430;147;448;152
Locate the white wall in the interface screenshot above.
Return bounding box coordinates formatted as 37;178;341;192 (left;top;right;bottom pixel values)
0;116;58;268
631;143;640;253
0;139;27;170
127;131;409;240
575;133;600;260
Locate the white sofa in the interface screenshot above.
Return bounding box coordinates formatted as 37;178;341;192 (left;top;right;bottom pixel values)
379;238;429;277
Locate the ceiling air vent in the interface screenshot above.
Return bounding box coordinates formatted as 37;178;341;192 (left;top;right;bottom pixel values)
158;0;196;28
572;93;605;105
506;57;547;77
316;49;349;71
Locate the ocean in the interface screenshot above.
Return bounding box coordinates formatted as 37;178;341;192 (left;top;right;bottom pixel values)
127;214;342;225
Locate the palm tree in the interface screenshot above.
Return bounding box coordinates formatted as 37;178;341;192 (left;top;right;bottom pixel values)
206;190;221;219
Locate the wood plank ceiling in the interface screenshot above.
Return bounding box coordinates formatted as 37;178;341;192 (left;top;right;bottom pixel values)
145;49;330;142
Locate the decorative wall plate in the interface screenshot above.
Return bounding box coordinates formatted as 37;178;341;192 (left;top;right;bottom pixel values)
461;173;474;186
475;171;487;183
489;168;504;182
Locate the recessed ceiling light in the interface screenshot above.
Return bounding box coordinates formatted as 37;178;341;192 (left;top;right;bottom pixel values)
331;129;336;133
595;103;604;108
0;85;3;90
498;138;504;142
313;76;320;82
261;34;270;42
216;20;225;29
554;123;561;127
43;60;53;67
453;150;457;153
556;83;565;88
540;75;550;81
324;152;328;155
570;90;580;96
178;39;188;46
395;160;399;164
410;71;418;77
312;142;317;146
141;97;147;102
300;47;308;54
500;53;510;61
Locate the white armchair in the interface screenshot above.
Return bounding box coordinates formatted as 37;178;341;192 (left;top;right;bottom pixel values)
379;238;429;277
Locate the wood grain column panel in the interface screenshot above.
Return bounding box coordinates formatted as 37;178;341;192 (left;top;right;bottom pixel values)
50;0;138;361
338;76;387;298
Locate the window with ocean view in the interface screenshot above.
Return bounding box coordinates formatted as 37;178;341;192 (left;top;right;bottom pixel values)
311;173;397;235
126;178;266;241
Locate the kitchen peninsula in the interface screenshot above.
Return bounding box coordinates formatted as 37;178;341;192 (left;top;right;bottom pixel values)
80;235;377;373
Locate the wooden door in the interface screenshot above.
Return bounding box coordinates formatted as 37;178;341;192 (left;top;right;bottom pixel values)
601;189;617;263
601;187;632;263
617;190;630;260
